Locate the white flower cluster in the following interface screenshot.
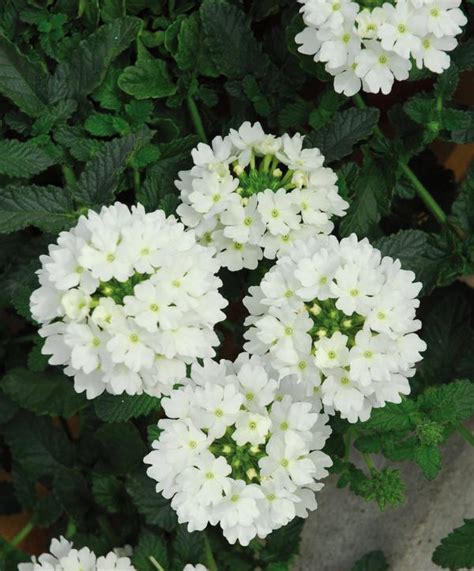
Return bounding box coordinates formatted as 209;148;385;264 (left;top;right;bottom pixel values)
145;354;332;545
30;203;227;399
19;537;135;571
176;122;348;271
296;0;467;95
243;234;426;422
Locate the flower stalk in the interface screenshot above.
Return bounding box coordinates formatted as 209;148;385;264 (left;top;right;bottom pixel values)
187;95;208;143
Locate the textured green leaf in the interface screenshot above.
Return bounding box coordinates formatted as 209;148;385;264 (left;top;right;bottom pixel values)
0;140;56;178
94;393;160;422
417;380;474;425
200;0;269;79
374;230;450;295
0;185;74;234
0;34;49;116
414;444;441;480
1;368;88;418
172;526;205;566
118;57;176;99
432;519;474;569
54;468;93;526
126;472;178;531
452;163;474;232
361;400;418;432
92;474;128;513
175;12;218;77
351;550;388;571
96;422;147;474
261;519;304;564
452;38;474;71
132;530;169;571
51;17;142;101
74;132;145;205
308;107;380;163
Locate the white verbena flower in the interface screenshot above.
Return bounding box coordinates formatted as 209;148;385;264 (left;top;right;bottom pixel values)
243;234;426;423
145;354;332;545
19;537;136;571
30;203;227;399
176;122;348;271
295;0;467;95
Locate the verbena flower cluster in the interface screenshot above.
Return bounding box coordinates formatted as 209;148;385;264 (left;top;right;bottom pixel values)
296;0;467;95
19;537;134;571
176;121;349;271
30;203;226;398
243;234;427;422
145;354;332;545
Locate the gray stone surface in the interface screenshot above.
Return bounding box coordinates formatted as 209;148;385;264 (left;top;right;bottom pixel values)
295;427;474;571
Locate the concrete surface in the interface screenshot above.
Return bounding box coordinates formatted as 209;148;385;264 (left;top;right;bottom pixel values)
295;427;474;571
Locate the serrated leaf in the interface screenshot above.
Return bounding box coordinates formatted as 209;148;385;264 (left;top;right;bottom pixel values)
0;140;56;178
94;393;160;422
434;64;459;101
0;33;49;116
126;472;178;531
74;132;145;205
85;112;119;137
200;0;269;79
452;163;474;232
432;519;474;569
132;530;168;571
452;38;474;71
0;185;74;234
96;422;147;474
129;144;161;169
351;550;388;571
1;368;88;418
361;400;418;432
54;468;92;526
51;17;142;101
125;99;153;126
175;12;218;77
173;526;205;565
414;444;441;480
308;107;380;163
417;380;474;425
92;474;128;513
118;46;176;99
261;519;304;564
374;230;450;296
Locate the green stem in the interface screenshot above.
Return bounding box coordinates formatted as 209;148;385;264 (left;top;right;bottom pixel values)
65;519;77;539
399;162;447;225
204;535;218;571
353;92;448;228
457;423;474;447
362;452;376;475
149;556;165;571
187;95;208;143
133;169;140;196
10;521;34;548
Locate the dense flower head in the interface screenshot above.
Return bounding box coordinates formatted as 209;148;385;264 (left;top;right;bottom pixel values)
30;203;227;399
296;0;466;95
243;234;426;422
145;354;332;545
19;537;135;571
176;121;349;271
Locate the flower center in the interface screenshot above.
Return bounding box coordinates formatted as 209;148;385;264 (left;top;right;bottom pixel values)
378;54;388;65
305;298;365;347
96;272;151;305
397;23;407;33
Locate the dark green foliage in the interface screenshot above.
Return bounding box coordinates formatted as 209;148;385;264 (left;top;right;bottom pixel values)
432;519;474;569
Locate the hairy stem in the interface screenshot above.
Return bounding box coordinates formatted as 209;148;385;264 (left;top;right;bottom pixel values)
10;521;34;548
149;556;165;571
204;535;218;571
362;452;377;475
187;95;208;143
457;423;474;447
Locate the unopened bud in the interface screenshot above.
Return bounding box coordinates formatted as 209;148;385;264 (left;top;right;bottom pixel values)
246;468;258;481
309;303;321;316
316;329;327;338
272;168;283;178
234;164;244;176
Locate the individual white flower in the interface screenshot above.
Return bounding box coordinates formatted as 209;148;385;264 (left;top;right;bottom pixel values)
296;0;466;94
176;122;348;271
30;203;226;398
145;355;332;545
183;565;209;571
243;234;426;422
19;537;136;571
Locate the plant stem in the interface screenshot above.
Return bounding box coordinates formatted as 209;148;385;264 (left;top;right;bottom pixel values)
399;162;447;225
10;521;34;548
352;92;448;228
362;452;376;475
133;169;140;196
343;428;353;463
187;95;208;143
457;423;474;447
204;535;218;571
149;556;165;571
65;519;77;539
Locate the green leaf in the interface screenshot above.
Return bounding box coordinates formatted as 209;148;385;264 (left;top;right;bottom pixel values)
3;412;75;479
1;368;89;418
173;526;205;566
278;99;311;130
200;0;269;79
0;392;18;425
414;444;441;480
432;519;474;569
54;468;92;526
309;90;345;130
374;230;451;295
261;519;304;564
452;38;474;71
339;155;392;238
125;99;153;126
92;474;128;513
452;163;474;232
74;132;145;205
175;12;218;77
126;472;178;531
0;140;56;178
94;393;160;422
118;46;176;99
0;536;29;570
0;185;74;234
417;380;474;425
351;550;389;571
132;530;169;571
100;0;126;22
51;17;142;101
95;422;147;474
308;107;380;163
0;33;49;117
361;400;418;432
